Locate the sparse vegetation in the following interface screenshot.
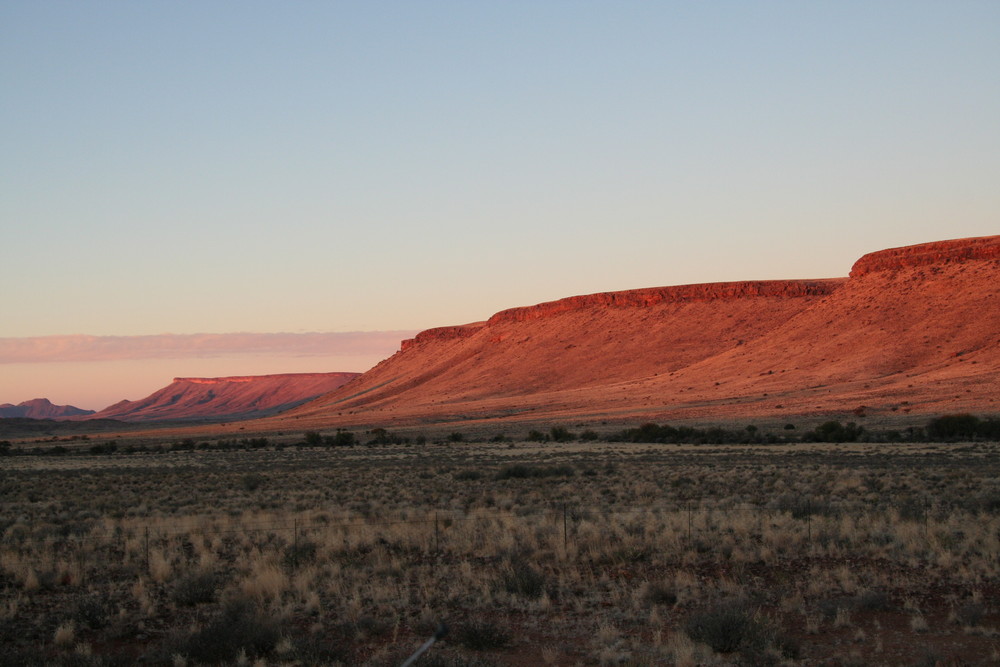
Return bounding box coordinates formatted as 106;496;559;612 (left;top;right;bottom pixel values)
1;426;999;664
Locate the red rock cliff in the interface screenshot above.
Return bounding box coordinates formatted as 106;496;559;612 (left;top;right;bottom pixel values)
400;324;486;351
850;236;1000;277
486;279;844;324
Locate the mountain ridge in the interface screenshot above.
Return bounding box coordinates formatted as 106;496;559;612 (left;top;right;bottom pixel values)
0;398;95;420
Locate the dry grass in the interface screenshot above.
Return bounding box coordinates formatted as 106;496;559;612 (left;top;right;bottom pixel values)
2;437;1000;664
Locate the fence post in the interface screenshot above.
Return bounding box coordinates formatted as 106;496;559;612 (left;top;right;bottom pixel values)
563;503;568;550
806;500;812;544
687;501;693;543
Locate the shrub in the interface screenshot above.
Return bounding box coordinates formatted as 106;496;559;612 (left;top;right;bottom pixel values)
72;595;110;629
284;540;318;569
242;473;265;492
324;430;356;447
805;421;864;443
303;431;323;446
456;620;511;650
499;561;546;599
684;598;772;655
549;426;576;442
171;596;280;664
926;414;980;440
171;569;220;607
495;464;574;480
368;428;408;445
448;432;464;442
643;581;678;605
579;429;600;441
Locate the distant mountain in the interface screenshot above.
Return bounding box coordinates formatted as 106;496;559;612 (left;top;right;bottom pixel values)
0;398;95;419
88;372;360;422
271;235;1000;428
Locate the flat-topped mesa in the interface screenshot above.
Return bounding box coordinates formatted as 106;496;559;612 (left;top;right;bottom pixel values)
174;373;358;385
487;279;845;325
400;324;485;351
850;235;1000;277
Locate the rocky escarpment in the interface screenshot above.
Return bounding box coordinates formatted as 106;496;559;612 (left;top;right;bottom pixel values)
850;236;1000;276
400;324;485;351
486;279;844;324
175;373;352;385
90;372;360;422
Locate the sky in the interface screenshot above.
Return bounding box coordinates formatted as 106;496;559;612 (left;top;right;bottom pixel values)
2;1;998;410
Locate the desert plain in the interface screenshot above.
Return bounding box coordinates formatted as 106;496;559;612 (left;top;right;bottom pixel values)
2;236;1000;666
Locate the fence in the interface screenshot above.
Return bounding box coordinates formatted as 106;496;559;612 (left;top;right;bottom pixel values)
1;495;965;583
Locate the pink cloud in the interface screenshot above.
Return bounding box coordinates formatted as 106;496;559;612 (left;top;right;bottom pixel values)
0;332;417;364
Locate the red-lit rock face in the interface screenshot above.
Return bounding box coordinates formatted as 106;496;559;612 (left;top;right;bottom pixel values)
850;236;1000;276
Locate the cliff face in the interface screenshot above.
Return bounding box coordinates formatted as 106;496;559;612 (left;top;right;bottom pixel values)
275;235;999;428
90;372;359;422
486;280;843;325
850;236;1000;276
0;398;95;420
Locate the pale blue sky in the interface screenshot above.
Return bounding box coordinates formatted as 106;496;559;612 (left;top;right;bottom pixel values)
1;1;998;407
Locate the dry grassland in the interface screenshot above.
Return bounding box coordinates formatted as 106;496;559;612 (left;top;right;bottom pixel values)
2;438;1000;665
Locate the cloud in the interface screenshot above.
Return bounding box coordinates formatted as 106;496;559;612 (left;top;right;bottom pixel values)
0;332;417;364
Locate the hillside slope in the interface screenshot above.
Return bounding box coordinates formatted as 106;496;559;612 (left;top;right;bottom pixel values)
276;236;999;429
90;372;360;422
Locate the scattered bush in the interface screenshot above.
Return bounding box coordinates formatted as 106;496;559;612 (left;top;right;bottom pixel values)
241;473;265;492
324;430;356;447
499;561;546;599
684;598;774;656
368;428;409;445
549;426;576;442
804;421;864;443
456;620;511;650
72;595;110;629
171;569;220;607
495;464;574;480
170;596;280;664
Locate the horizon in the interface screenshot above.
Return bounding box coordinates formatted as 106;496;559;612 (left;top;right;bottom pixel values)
2;2;998;409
